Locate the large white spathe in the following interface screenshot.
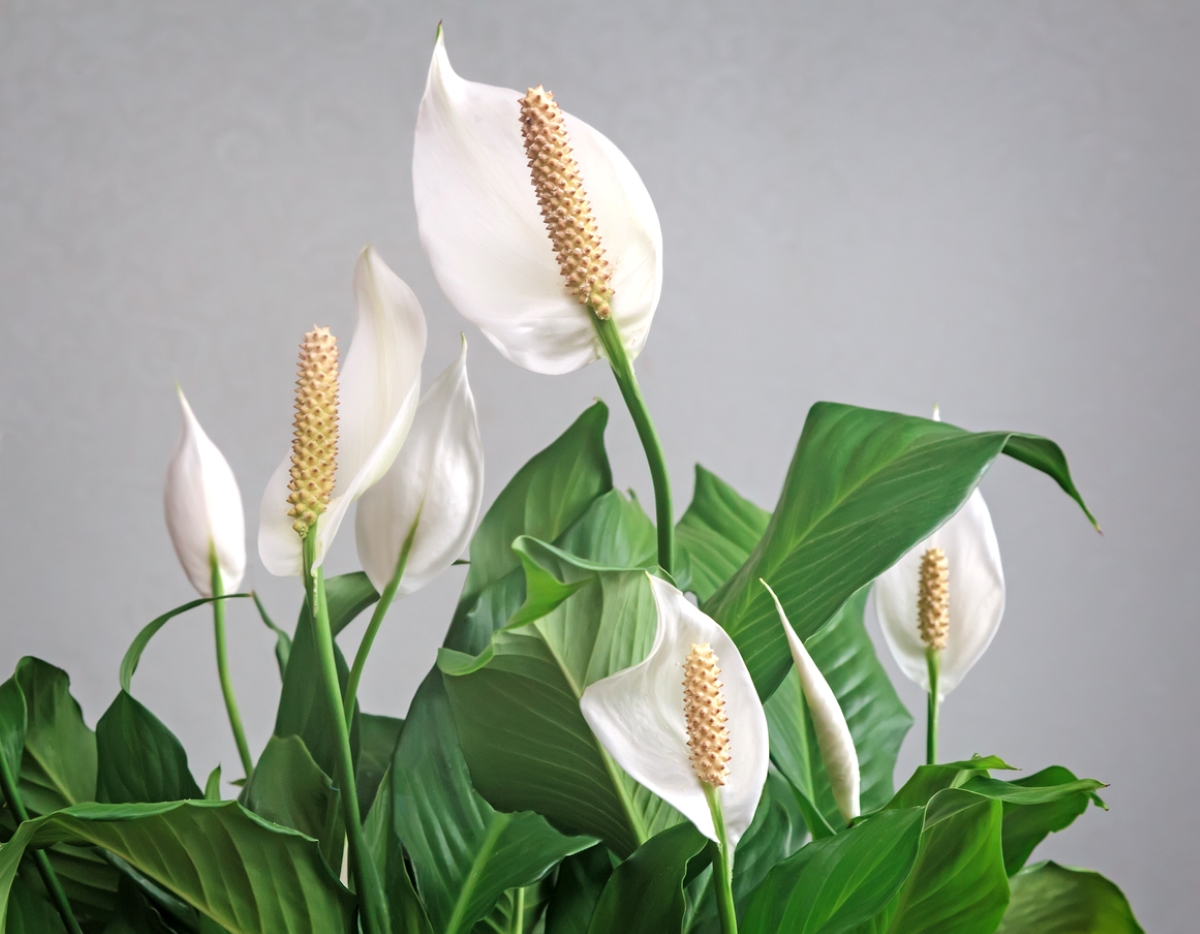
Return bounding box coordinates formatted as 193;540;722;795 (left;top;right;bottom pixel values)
580;575;769;848
355;336;484;596
259;246;427;576
413;29;663;376
164;388;246;596
873;488;1006;698
762;580;860;823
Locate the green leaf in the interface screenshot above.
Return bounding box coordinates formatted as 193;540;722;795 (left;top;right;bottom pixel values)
0;801;355;933
14;657;96;813
241;735;344;871
96;691;203;804
996;862;1144;934
741;807;924;934
392;671;591;934
445;401;613;655
252;592;292;680
363;766;434;934
119;596;249;694
704;403;1096;697
993;767;1107;875
543;845;613;934
675;466;771;602
585;823;707;934
884;757;1018;811
204;767;222;802
6;875;68;934
0;678;26;783
356;714;403;817
857;788;1009;934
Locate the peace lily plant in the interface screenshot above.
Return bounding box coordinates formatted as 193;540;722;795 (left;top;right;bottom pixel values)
0;24;1141;934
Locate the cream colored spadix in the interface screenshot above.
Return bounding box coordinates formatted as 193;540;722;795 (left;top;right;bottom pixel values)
164;388;246;595
355;336;484;596
579;575;769;848
762;580;860;823
258;246;427;576
412;29;662;375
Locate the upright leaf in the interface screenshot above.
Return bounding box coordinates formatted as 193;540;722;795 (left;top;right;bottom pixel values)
356;714;403;816
13;658;96;814
996;862;1143;934
363;767;434;934
675;466;770;602
96;692;203;804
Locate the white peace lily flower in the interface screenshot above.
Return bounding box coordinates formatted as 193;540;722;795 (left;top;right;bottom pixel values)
761;580;860;823
355;335;484;596
412;29;663;375
258;246;427;576
873;486;1006;699
164;388;246;595
580;575;769;849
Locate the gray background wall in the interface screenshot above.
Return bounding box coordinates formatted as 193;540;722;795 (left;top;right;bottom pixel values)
1;1;1194;927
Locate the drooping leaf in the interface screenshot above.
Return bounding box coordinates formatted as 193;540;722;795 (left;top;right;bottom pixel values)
675;466;770;602
995;861;1143;934
96;692;203;805
543;845;614;934
356;714;403;817
704;403;1096;697
252;592;292;680
992;767;1107;875
118;596;249;695
14;657;96;813
884;757;1018;811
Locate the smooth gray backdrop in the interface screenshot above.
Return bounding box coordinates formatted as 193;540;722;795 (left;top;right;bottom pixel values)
1;1;1194;927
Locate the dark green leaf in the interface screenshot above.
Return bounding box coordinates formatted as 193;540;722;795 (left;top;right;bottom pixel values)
704;403;1096;697
585;823;707;934
363;766;434;934
119;596;249;695
995;767;1107;875
543;845;614;934
675;466;771;602
356;714;403;817
996;862;1144;934
6;875;68;934
96;691;202;804
0;678;26;783
14;657;96;813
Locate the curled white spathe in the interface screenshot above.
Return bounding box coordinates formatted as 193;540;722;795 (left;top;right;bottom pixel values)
412;29;663;375
164;388;246;596
761;580;860;823
873;488;1006;698
355;335;484;596
580;575;769;849
258;246;428;576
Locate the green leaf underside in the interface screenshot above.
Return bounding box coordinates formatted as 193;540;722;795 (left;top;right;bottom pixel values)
96;691;203;804
675;465;771;602
0;801;355;933
704;403;1096;698
995;861;1144;934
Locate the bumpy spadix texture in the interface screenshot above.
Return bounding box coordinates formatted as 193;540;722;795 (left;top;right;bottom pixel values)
683;643;731;787
520;86;614;318
287;327;339;538
918;547;950;651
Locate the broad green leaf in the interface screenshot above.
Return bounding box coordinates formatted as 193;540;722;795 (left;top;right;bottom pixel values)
445;401;613;655
994;767;1107;875
241;735;344;871
99;875;185;933
884;757;1018;811
0;678;25;779
471;878;554;934
856;788;1009;934
363;766;434;934
356;714;403;817
119;595;249;694
252;592;292;680
0;801;355;933
6;875;68;934
741;807;924;934
96;691;202;804
543;845;613;934
14;658;96;813
675;466;771;602
392;672;591;934
585;823;707;934
704;403;1096;697
996;862;1143;934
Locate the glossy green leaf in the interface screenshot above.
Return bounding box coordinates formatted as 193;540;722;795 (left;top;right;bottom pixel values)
0;801;355;933
994;767;1107;875
543;845;614;934
392;671;591;934
14;657;96;813
356;714;403;817
585;823;707;934
99;875;186;934
704;403;1096;697
741;807;924;934
363;766;434;934
119;595;249;694
996;862;1144;934
96;691;203;804
884;757;1017;811
675;466;771;602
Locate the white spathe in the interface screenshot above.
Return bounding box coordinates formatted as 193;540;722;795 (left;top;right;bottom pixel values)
762;580;860;823
412;29;663;375
164;388;246;596
580;575;769;849
258;246;427;576
873;488;1006;698
355;335;484;596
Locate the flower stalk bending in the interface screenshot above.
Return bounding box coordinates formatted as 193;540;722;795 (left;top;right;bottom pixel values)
918;546;949;764
210;550;253;778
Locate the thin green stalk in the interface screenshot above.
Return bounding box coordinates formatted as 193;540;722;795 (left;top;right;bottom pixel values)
703;783;738;934
0;747;83;934
591;312;674;576
925;647;940;766
511;885;526;934
303;537;389;934
210;554;253;779
343;516;420;727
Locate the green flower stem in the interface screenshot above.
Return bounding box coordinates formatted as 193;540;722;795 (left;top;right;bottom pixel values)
703;783;738;934
511;885;526;934
591;312;674;575
0;747;83;934
925;647;940;766
302;536;389;934
210;553;254;780
343;517;419;728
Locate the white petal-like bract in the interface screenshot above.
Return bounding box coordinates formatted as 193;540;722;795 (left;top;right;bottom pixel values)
164;388;246;595
355;336;484;596
258;246;427;576
413;30;662;375
580;576;769;848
